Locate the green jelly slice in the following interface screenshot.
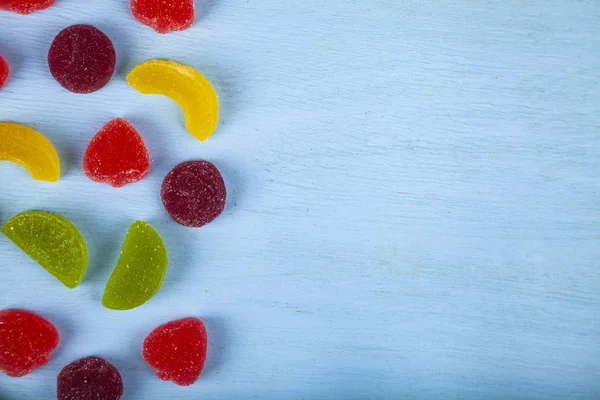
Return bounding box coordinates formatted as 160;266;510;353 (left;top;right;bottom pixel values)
2;210;88;288
102;220;168;310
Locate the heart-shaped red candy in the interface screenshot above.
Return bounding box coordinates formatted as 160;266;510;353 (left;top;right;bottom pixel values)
143;317;208;386
0;309;59;377
83;118;150;188
130;0;195;34
0;0;55;15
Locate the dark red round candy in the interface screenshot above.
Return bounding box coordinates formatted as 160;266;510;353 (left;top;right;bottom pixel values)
48;25;116;94
0;55;8;89
57;356;123;400
161;161;226;228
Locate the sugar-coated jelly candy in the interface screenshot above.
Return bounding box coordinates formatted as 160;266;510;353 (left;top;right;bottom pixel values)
143;318;208;386
83;118;151;188
57;357;123;400
0;55;8;89
0;309;59;377
127;60;218;141
0;122;60;181
48;25;116;94
2;210;88;288
131;0;194;34
0;0;55;14
161;161;226;228
102;221;168;310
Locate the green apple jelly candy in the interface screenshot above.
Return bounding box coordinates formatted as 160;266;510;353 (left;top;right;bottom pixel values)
102;220;168;310
2;211;87;288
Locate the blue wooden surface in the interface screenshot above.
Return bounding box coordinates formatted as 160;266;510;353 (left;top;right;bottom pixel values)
1;0;599;398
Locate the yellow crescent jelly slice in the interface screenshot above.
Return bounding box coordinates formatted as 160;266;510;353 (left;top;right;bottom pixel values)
0;122;60;182
2;211;88;288
127;60;218;142
102;221;168;310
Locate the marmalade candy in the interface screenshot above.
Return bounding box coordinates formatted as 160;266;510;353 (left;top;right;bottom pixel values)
83;118;150;188
48;25;116;93
0;309;59;377
143;318;208;386
57;356;123;400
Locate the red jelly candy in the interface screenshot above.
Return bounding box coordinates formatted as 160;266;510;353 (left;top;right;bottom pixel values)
0;309;59;377
130;0;194;34
161;161;227;228
0;0;55;14
48;25;116;94
143;318;208;386
57;357;123;400
83;118;151;188
0;55;8;89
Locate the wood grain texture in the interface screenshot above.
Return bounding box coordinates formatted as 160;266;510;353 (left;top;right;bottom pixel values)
0;0;599;398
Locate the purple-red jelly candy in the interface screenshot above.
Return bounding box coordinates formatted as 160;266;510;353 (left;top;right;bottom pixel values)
0;55;8;89
48;25;116;94
0;309;59;377
0;0;55;14
143;318;208;386
57;356;123;400
161;161;227;228
83;118;150;188
130;0;194;34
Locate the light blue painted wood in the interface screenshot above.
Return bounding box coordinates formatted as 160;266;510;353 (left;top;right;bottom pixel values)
0;0;599;398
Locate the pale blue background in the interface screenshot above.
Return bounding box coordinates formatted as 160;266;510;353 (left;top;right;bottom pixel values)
1;0;599;399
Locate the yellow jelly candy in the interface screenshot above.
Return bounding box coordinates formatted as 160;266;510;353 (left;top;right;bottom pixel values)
0;122;60;181
102;221;168;310
2;211;87;288
127;60;218;142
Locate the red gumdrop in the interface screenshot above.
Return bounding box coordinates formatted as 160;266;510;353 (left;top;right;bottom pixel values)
57;356;123;400
161;161;227;228
0;55;8;89
48;25;116;94
83;118;151;188
0;0;55;14
143;318;208;386
0;309;59;377
130;0;194;34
